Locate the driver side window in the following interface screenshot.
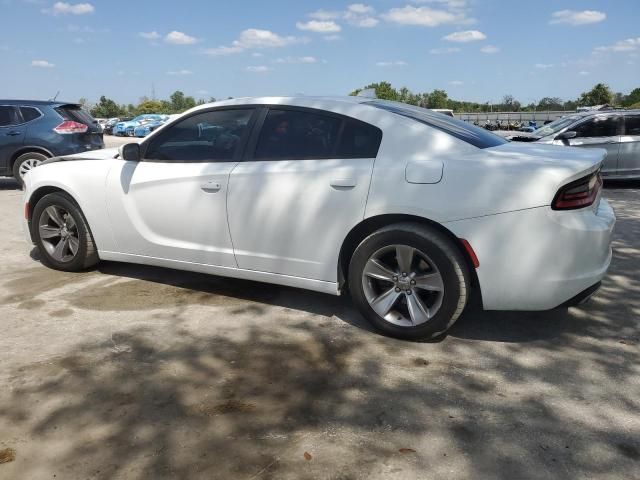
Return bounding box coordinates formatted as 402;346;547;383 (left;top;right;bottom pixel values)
573;116;620;138
144;109;254;162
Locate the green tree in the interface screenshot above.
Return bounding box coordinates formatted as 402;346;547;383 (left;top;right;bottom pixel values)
350;82;399;101
135;100;165;115
537;97;564;110
428;89;449;109
623;88;640;107
90;96;124;118
578;83;613;106
169;90;197;113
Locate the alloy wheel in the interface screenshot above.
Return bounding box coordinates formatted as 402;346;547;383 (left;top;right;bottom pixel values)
361;244;444;327
18;158;42;179
38;205;80;262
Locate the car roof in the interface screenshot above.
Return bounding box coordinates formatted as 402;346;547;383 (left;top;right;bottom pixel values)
0;99;78;106
186;95;372;113
570;109;640;118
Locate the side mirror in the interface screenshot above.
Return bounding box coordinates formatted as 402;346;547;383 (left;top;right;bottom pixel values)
555;130;577;141
119;143;140;161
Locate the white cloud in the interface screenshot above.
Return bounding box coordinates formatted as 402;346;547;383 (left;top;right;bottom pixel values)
251;52;264;57
549;10;606;26
382;5;472;27
480;44;500;54
139;31;160;40
275;56;318;64
450;80;464;86
167;69;193;75
296;20;341;33
443;30;486;42
429;47;460;54
579;71;589;75
203;29;303;56
535;63;554;69
594;37;640;53
31;59;55;68
245;65;270;73
165;31;198;45
376;60;407;67
344;3;379;27
308;9;341;20
44;2;94;15
324;34;341;41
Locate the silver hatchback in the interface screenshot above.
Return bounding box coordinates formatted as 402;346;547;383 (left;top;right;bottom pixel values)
522;110;640;179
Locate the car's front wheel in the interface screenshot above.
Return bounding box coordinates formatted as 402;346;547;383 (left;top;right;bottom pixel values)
32;192;99;271
348;223;470;340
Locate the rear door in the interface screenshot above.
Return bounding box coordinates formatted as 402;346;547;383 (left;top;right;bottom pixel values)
618;114;640;178
559;114;622;176
227;107;382;281
0;106;25;174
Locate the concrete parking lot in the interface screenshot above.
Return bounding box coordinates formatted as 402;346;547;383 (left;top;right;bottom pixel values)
0;178;638;480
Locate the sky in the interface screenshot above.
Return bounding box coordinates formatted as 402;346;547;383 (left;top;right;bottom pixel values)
0;0;638;105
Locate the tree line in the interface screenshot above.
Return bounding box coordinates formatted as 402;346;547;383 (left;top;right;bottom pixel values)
82;91;217;118
350;82;640;112
81;82;640;118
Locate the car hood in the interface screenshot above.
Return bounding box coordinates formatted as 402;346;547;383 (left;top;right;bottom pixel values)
42;147;119;165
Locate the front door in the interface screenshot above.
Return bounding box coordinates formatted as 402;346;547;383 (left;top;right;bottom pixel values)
227;107;382;281
555;114;622;176
106;107;256;267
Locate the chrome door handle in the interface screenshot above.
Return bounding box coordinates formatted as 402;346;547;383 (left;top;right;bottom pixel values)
201;181;221;192
330;178;357;188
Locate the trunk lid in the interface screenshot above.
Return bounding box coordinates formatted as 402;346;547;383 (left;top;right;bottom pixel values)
55;104;104;149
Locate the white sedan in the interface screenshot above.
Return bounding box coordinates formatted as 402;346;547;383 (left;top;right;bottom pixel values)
22;97;615;339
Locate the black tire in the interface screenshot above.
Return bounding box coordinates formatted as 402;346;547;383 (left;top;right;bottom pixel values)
12;152;48;187
348;223;470;340
32;192;99;272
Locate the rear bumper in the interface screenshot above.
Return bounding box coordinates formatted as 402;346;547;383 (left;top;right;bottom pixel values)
446;199;615;310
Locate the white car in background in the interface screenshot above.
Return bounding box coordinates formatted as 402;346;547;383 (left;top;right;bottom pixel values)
21;96;615;340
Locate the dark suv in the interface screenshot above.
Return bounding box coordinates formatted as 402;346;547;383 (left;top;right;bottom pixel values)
0;100;104;185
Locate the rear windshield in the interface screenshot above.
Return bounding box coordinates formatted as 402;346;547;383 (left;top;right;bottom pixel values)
367;100;507;149
55;104;96;126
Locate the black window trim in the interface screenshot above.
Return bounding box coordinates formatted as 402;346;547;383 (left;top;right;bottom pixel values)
139;105;260;163
243;104;383;162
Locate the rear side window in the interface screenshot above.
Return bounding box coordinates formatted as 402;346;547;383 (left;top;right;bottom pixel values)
624;115;640;136
0;106;19;126
573;116;620;138
19;107;42;122
55;105;95;126
145;109;254;162
255;109;342;160
367;100;507;149
337;118;382;158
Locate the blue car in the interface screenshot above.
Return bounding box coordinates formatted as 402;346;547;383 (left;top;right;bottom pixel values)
134;118;166;137
113;114;166;136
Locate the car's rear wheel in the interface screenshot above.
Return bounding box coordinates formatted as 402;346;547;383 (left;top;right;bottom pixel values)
32;192;99;271
348;223;470;340
13;152;48;187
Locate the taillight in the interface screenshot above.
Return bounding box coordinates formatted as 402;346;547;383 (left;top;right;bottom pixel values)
54;120;88;134
552;171;602;210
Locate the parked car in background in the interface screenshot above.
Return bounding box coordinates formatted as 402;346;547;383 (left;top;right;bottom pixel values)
113;114;166;136
511;109;640;179
0;99;104;186
22;96;614;340
102;117;122;135
133;114;178;137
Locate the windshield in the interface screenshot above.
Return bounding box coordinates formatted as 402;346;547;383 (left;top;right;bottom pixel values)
533;115;581;137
